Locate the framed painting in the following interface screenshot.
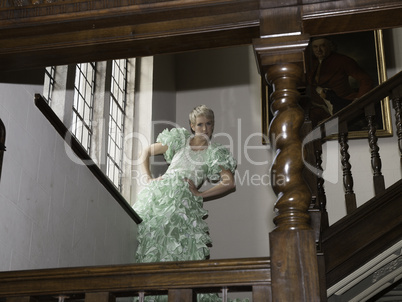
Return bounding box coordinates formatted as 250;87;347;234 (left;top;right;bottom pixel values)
306;29;392;139
261;30;393;142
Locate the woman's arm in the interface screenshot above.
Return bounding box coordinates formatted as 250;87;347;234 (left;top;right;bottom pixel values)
187;166;236;200
140;142;168;183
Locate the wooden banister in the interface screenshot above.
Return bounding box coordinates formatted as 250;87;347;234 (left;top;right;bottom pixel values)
339;123;357;214
317;70;402;128
34;94;142;224
304;70;402;289
304;71;402;216
391;96;402;167
0;258;271;301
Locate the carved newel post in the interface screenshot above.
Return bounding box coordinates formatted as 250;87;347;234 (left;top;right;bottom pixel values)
267;64;311;230
266;63;320;301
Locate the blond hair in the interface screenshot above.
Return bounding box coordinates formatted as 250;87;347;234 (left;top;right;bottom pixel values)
189;105;214;125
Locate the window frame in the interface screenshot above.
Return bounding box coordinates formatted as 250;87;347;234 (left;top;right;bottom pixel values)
71;62;96;154
42;58;136;196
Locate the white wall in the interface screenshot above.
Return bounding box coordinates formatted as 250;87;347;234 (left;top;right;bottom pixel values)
151;54;177;178
0;73;138;271
172;32;402;258
1;27;400;271
175;46;276;259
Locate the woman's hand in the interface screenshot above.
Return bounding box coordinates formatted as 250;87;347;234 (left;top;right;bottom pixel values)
185;178;202;197
184;167;235;200
140;143;168;184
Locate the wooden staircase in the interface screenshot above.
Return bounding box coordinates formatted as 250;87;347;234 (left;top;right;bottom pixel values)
0;0;402;301
305;70;402;301
323;180;402;301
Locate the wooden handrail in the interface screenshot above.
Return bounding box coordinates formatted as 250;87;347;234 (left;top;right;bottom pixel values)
316;70;402;131
34;94;142;224
0;257;271;300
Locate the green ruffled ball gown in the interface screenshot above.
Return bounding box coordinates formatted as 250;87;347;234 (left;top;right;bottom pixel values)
133;128;241;302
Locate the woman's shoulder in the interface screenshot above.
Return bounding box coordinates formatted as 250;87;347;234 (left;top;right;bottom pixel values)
156;127;191;152
157;127;190;142
175;127;191;136
156;127;191;163
160;127;190;136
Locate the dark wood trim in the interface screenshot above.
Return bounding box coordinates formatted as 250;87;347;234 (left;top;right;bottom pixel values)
0;0;260;71
322;179;402;287
302;0;402;36
34;94;142;224
2;0;402;72
0;257;271;298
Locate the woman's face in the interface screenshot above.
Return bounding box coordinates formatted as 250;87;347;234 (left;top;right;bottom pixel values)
191;115;214;139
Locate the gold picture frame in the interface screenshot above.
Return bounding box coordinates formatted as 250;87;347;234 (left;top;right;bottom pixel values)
261;30;393;143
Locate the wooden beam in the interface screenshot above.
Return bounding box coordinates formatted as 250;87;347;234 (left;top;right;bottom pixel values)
302;0;402;36
0;0;259;71
6;297;38;302
168;289;194;302
0;258;271;298
85;292;116;302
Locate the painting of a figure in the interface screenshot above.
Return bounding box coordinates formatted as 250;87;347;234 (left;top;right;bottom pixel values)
261;30;392;142
303;30;392;137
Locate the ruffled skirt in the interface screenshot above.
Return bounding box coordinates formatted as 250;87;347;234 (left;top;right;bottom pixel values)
134;176;211;263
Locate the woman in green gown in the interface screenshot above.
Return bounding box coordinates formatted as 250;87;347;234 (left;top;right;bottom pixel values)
134;105;237;264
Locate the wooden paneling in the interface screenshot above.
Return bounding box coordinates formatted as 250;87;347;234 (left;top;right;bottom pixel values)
0;0;260;71
302;0;402;36
1;0;402;71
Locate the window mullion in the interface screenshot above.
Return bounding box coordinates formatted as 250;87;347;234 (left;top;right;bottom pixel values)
102;61;113;174
71;62;96;153
64;64;76;128
106;59;127;191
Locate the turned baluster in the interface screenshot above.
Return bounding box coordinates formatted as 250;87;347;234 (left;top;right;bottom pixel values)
300;116;318;208
252;285;271;302
339;122;357;214
392;97;402;166
301;120;322;246
168;289;193;302
365;103;386;195
315;144;328;231
85;292;115;302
